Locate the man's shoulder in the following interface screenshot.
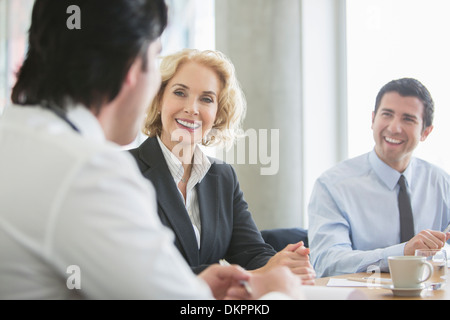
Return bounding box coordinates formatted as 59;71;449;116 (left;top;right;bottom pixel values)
4;105;134;172
412;157;450;182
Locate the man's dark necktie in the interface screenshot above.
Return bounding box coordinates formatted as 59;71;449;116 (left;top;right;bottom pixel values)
398;175;415;242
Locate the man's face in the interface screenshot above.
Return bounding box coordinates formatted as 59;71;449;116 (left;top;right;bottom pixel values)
371;91;433;172
142;38;163;107
113;38;162;145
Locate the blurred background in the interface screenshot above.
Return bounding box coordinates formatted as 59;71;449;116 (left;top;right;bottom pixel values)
1;0;449;230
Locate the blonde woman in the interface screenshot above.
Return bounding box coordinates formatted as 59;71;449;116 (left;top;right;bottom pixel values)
129;49;315;284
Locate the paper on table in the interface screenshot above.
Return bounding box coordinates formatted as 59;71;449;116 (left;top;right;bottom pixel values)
302;285;368;300
327;278;383;288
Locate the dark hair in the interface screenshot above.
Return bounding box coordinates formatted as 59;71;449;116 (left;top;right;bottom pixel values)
11;0;167;114
374;78;434;129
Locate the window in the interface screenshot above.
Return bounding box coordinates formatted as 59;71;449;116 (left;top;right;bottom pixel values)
0;0;215;118
347;0;450;172
0;0;34;116
163;0;215;54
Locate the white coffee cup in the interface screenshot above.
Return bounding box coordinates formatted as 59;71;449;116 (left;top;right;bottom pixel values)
388;256;433;289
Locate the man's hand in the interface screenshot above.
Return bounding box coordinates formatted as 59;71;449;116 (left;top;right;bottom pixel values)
226;266;305;300
198;264;250;300
404;229;450;255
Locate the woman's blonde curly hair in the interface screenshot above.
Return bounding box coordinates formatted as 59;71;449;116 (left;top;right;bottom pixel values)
143;48;247;149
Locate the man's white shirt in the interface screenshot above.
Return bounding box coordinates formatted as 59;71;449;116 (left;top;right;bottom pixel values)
0;105;212;299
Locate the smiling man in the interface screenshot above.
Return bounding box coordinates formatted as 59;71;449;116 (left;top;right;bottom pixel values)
308;78;450;278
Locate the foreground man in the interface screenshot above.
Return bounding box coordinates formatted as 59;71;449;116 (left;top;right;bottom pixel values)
0;0;302;299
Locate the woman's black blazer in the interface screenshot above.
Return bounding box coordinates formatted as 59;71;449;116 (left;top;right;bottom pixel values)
129;137;276;274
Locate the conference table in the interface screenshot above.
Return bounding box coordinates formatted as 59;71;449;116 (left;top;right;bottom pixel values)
315;272;450;300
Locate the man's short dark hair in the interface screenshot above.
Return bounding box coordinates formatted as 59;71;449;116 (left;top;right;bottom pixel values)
11;0;167;114
374;78;434;129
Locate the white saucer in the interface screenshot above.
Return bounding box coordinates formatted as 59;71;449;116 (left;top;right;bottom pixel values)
382;284;425;297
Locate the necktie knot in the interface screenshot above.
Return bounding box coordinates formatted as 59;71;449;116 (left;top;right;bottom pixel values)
398;175;407;190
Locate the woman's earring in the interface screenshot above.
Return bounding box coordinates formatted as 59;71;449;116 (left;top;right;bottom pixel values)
202;135;215;146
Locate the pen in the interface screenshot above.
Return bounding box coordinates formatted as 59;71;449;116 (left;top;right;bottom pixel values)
347;277;392;284
219;259;253;295
443;224;450;234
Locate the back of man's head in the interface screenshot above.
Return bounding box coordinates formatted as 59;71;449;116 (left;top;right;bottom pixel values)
11;0;167;114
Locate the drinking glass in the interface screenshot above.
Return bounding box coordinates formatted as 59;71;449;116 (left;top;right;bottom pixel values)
415;249;447;290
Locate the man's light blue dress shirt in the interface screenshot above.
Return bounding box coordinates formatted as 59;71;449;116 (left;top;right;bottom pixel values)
308;150;450;278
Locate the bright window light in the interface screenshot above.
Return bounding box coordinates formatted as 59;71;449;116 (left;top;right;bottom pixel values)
347;0;450;173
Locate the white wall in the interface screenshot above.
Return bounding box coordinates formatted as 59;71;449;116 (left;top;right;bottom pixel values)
301;0;348;226
216;0;348;229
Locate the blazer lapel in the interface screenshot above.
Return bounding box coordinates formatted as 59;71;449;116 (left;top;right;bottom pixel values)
197;167;219;262
137;138;200;266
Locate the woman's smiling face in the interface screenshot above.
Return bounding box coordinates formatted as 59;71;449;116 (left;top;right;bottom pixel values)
159;61;220;151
